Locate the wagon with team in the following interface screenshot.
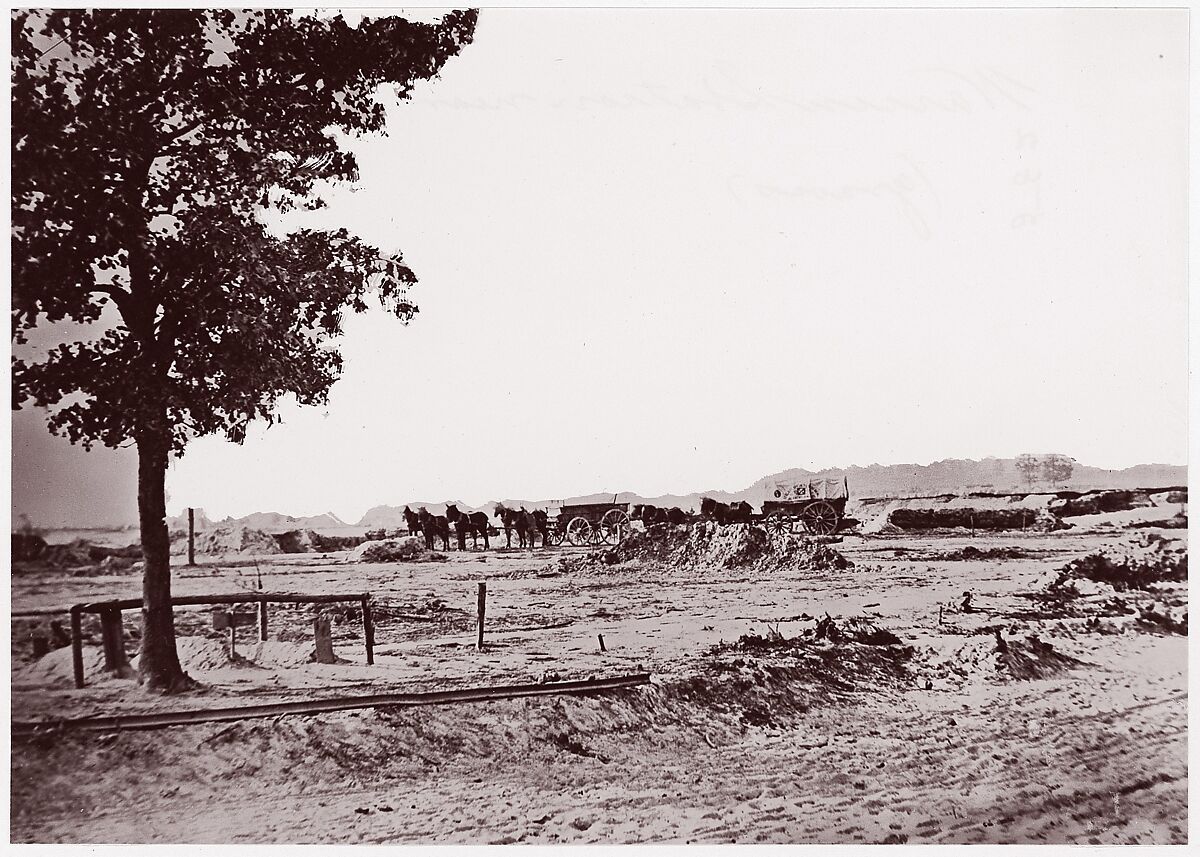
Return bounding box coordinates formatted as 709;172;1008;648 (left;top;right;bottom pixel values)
544;497;633;547
421;477;848;552
758;476;849;535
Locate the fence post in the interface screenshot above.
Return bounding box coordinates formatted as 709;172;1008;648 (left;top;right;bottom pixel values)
99;608;131;677
187;507;196;566
100;609;119;669
313;615;335;664
258;595;269;642
71;606;85;688
360;596;374;665
476;582;487;651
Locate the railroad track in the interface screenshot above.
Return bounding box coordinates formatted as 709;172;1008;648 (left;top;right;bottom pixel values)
11;672;652;740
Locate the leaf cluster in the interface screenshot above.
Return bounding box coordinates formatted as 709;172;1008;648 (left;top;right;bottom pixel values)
12;8;477;450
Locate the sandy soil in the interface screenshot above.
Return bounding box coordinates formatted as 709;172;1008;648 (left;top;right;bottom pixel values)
9;525;1188;844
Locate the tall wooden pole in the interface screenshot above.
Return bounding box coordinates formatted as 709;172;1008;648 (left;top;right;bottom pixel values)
187;507;196;566
476;582;486;651
361;596;374;665
258;595;269;642
70;606;84;689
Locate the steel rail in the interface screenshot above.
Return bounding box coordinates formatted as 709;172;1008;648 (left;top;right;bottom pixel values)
11;673;652;739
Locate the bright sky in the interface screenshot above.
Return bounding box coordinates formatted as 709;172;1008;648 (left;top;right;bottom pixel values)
11;7;1189;526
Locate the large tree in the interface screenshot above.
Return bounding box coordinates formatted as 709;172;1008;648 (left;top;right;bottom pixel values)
11;9;478;690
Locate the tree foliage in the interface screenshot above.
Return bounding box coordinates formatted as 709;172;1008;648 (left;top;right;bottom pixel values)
1015;453;1040;486
12;8;478;450
1015;453;1075;486
1041;454;1075;486
11;8;477;690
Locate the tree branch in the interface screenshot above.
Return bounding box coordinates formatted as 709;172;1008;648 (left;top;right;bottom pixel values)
90;284;132;317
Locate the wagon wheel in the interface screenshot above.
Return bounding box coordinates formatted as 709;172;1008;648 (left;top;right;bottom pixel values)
600;509;632;544
764;513;790;535
566;516;593;547
802;501;840;536
545;525;565;547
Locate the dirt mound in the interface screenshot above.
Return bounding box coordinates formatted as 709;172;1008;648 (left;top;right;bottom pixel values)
273;529;319;553
919;545;1029;561
28;539;142;569
888;506;1065;532
365;527;412;540
824;616;904;646
11;539;143;575
1042;534;1187;594
1051;490;1153;517
128;638;326;673
701;629;913;710
12;532;48;561
171;526;281;557
162;636;239;672
1131;512;1188;530
591;522;851;572
1135;602;1188;635
996;635;1086;679
244;640;327;667
40;540;94;568
312;532;366;551
15;646;107;688
271;529;365;553
723;616;903;650
854;493;1070;534
14;657;912;805
353;537;429;562
925;633;1084;684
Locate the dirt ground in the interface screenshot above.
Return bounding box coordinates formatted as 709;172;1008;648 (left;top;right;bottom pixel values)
9;523;1188;844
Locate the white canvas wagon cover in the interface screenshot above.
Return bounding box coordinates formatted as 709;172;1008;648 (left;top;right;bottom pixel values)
770;477;848;502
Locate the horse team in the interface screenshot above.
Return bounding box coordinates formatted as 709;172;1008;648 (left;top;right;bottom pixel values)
399;497;754;552
402;503;550;552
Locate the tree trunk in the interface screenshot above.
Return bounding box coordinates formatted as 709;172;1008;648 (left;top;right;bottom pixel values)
136;427;192;692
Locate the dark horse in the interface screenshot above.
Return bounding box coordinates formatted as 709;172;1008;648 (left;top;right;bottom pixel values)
531;509;550;545
633;504;689;526
494;502;518;548
417;506;451;551
699;497;754;525
664;506;688;525
446;504;490;550
403;506;422;538
495;503;540;548
517;507;545;548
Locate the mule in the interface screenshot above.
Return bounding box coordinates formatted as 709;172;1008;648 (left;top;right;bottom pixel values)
446;504;491;550
531;509;550;546
518;507;540;549
403;506;422;538
634;504;688;526
417;506;451;551
494;502;519;548
700;497;754;525
633;504;660;525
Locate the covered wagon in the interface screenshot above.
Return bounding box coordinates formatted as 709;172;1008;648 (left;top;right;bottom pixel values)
760;477;849;535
